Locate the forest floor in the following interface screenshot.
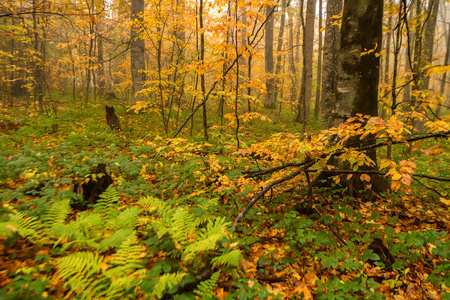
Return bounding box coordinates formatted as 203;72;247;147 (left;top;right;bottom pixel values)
0;104;449;299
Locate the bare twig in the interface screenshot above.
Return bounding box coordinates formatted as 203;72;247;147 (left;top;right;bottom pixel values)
232;160;315;228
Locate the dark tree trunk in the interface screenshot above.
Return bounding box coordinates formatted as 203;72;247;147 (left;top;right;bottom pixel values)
314;0;323;119
130;0;146;105
264;5;276;109
314;0;387;196
321;0;342;129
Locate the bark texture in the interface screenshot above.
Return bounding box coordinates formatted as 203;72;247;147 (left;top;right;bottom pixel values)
315;0;387;196
295;0;316;123
130;0;146;105
321;0;342;129
264;5;276;109
334;0;382;124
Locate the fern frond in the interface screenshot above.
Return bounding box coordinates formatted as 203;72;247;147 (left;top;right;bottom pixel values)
108;233;144;272
183;233;223;262
98;228;134;252
194;271;220;300
57;252;108;300
138;196;168;216
152;272;187;299
74;211;103;238
183;217;231;262
93;186;119;219
10;212;41;242
211;249;241;267
41;199;71;229
170;207;195;244
116;207;141;229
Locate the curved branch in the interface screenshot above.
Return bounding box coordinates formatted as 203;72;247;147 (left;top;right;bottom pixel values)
232;159;315;228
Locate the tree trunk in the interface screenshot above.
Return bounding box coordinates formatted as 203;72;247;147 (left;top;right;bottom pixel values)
411;0;439;131
199;0;208;141
315;0;387;196
321;0;342;129
436;21;450;116
97;33;105;96
314;0;323;119
381;11;392;119
334;0;382;124
288;9;297;105
33;0;45;113
264;5;276;109
419;0;439;91
274;0;287;103
130;0;146;105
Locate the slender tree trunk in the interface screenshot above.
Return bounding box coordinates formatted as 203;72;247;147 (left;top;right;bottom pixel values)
411;0;439;131
288;9;297;105
130;0;146;105
234;0;241;149
274;0;287;103
381;11;392;119
85;0;95;106
436;22;450;116
420;0;439;90
97;33;105;96
199;0;208;141
264;4;276;109
33;0;45;113
321;0;342;129
314;0;323;119
295;0;315;124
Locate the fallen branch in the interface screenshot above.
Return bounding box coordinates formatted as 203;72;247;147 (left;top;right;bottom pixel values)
243;131;449;179
233;131;449;227
304;169;450;182
232;159;315;228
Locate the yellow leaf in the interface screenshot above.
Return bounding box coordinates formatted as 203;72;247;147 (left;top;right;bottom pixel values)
360;174;371;182
100;262;108;271
248;280;255;288
6;224;18;232
440;198;450;206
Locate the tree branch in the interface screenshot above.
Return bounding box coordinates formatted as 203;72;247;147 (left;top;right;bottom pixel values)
232;159;315;228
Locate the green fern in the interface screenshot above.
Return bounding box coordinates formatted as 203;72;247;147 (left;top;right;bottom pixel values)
152;272;187;299
9;212;41;242
138;196;169;217
108;233;144;271
211;249;241;267
183;217;231;262
98;228;134;252
57;252;109;300
194;271;220;299
116;206;141;229
93;185;120;219
41;199;71;229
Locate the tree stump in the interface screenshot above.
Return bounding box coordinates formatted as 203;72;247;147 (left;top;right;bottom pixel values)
105;105;121;130
72;163;113;210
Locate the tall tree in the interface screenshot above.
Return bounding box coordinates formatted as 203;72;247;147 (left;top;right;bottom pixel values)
199;0;208;141
314;0;323;119
325;0;386;194
294;0;316;124
321;0;342;129
334;0;382;125
264;4;276;109
130;0;146;105
274;0;287;103
33;0;45;112
419;0;439;91
437;21;450;116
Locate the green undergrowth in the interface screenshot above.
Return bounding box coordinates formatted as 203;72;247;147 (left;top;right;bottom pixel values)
0;106;449;299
